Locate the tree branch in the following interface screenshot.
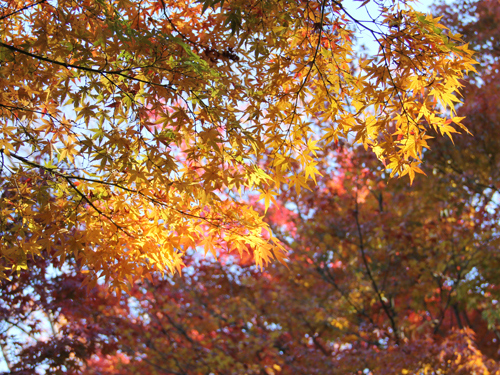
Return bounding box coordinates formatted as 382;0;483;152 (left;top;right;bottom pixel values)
353;198;400;344
0;0;46;21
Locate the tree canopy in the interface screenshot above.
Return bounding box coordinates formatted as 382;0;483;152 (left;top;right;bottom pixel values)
4;0;500;373
0;0;476;285
3;94;500;372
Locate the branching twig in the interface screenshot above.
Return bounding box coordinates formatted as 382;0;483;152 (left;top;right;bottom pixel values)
353;197;400;344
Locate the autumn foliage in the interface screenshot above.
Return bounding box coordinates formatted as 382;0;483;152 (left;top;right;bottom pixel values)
3;0;500;373
6;130;500;373
0;0;476;284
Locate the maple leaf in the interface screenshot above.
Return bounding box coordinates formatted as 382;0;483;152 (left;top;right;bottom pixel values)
0;0;476;284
